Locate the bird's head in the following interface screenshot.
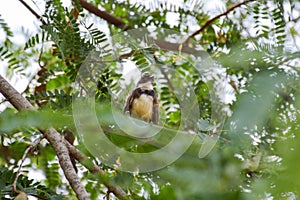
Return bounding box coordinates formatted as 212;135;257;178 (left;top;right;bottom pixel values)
137;72;154;90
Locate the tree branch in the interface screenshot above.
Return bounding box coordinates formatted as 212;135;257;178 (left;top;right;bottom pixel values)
154;40;207;58
0;75;90;200
79;0;207;58
19;0;206;58
65;141;130;200
13;136;44;194
44;128;90;199
18;0;47;26
185;0;255;43
0;74;130;199
79;0;130;30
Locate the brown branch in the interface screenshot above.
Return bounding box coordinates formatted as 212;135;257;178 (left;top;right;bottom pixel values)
13;136;44;194
154;40;207;58
106;189;112;200
0;74;130;199
79;0;130;30
65;141;130;200
79;0;207;58
18;0;47;26
43;128;90;199
185;0;255;43
18;0;206;58
0;75;90;200
119;40;207;59
0;76;34;111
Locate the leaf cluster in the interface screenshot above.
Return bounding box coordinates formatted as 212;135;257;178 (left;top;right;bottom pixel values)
1;0;300;199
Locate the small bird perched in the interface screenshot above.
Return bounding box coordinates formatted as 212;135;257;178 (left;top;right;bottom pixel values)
124;72;159;124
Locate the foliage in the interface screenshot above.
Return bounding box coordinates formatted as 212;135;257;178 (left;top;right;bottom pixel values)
1;0;300;199
0;167;64;199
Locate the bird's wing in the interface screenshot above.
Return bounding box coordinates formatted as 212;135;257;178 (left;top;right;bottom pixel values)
124;88;141;114
152;94;159;124
124;92;133;114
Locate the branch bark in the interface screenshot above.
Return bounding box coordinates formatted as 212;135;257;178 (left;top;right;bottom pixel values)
79;0;130;30
0;74;130;199
65;141;130;200
185;0;255;43
0;75;90;200
13;136;44;195
78;0;207;58
154;40;207;58
18;0;47;26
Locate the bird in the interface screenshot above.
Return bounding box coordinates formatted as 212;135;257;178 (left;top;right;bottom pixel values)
124;72;159;124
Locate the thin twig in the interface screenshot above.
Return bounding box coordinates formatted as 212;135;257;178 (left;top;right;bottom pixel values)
13;136;44;194
105;189;111;200
38;41;45;68
18;0;47;26
153;55;176;92
185;0;255;43
0;98;8;105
